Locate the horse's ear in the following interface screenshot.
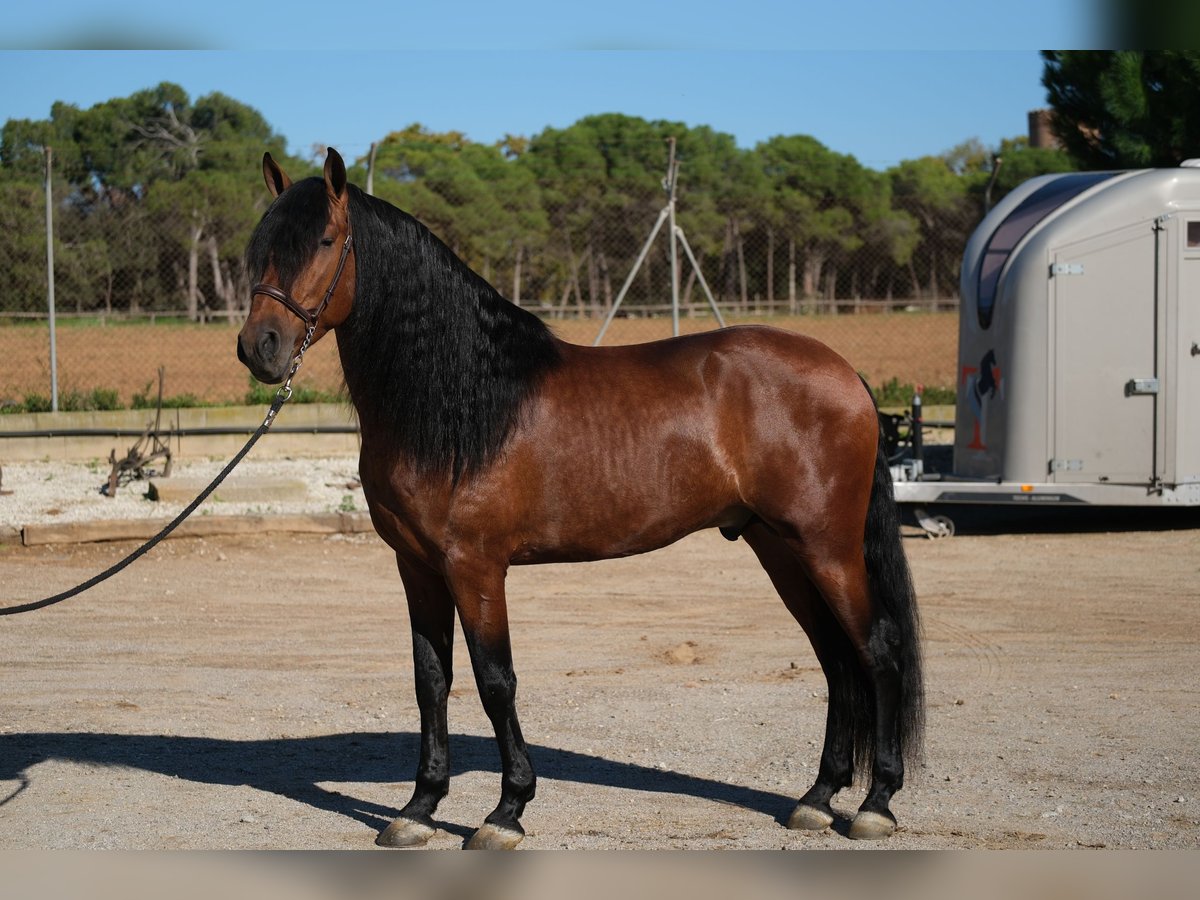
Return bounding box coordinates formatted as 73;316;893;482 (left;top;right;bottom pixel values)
324;148;347;203
262;153;292;197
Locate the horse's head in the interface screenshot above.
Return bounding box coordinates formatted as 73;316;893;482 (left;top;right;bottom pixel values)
238;148;356;384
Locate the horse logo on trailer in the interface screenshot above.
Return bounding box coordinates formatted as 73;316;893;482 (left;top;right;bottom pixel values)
962;349;1002;451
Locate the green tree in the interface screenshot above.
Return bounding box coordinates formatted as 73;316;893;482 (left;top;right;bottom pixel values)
1042;50;1200;169
532;117;753;311
526;114;690;313
673;126;760;311
1;83;291;318
857;207;921;302
370;124;548;303
755;135;880;310
460;142;547;304
370;123;469;242
126;87;285;318
0;174;48;312
982;137;1075;209
523;119;612;314
889;156;970;299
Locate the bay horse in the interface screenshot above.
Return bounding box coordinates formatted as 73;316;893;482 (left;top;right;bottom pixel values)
237;148;923;849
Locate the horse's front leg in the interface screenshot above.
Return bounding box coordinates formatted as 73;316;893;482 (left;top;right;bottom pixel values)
377;559;456;848
447;556;535;849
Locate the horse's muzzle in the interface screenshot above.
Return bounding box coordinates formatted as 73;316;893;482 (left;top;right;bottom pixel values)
236;328;290;384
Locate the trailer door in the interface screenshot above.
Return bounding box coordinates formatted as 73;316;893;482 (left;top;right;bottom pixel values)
1174;217;1200;483
1052;223;1159;485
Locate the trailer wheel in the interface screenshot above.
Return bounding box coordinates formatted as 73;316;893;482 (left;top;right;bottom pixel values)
913;507;955;539
927;514;955;539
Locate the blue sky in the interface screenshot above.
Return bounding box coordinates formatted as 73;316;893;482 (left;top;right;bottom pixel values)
0;2;1096;171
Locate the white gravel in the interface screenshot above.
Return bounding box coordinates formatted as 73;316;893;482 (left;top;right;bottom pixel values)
0;456;366;529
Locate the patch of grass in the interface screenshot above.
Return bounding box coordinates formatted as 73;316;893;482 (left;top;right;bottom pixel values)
131;383;208;409
2;379;342;413
0;389;122;413
0;388;123;415
13;393;52;413
870;377;955;408
62;388;123;411
244;376;341;406
1;386;188;413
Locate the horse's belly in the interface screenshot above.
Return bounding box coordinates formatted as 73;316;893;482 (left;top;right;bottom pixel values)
508;494;744;565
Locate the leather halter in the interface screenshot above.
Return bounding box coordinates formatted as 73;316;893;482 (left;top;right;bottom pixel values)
251;229;354;328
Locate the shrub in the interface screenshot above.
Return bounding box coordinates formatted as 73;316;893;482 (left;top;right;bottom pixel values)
244;376;340;406
870;377;955;408
131;382;206;409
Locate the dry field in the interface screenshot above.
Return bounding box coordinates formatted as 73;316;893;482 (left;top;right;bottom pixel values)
0;312;957;407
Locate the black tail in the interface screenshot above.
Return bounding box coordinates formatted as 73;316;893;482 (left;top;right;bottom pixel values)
862;422;925;767
815;401;925;782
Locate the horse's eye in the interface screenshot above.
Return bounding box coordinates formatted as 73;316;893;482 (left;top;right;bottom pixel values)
320;237;335;247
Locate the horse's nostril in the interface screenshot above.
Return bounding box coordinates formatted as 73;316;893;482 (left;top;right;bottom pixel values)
257;329;279;360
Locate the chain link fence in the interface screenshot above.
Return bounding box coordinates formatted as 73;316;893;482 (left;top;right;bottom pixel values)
0;179;969;412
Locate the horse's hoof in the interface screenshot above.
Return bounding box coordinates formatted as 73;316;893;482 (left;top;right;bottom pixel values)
464;822;524;850
787;802;834;831
848;810;896;840
376;817;436;848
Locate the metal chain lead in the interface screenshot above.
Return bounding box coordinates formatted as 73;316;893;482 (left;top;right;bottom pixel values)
265;322;317;427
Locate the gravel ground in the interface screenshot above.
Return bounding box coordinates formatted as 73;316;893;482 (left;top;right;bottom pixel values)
0;457;367;529
1;445;1198;852
0;492;1198;850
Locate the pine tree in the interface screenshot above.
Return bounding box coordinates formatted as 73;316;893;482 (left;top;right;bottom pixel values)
1042;51;1200;169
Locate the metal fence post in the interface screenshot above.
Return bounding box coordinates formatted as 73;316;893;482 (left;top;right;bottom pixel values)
44;145;59;413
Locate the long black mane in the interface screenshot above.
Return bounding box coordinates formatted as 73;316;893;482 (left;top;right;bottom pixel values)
248;178;561;480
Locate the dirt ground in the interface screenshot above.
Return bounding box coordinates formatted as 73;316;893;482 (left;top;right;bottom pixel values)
0;313;957;407
0;515;1197;851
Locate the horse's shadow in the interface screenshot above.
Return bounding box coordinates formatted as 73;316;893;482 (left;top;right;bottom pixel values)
0;731;795;840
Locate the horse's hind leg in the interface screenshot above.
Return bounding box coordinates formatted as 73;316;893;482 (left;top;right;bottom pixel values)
798;536;911;840
377;559;456;848
746;520;911;840
743;524;857;832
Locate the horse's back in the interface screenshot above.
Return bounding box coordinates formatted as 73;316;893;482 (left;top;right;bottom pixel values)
559;324;876;437
580;324;863;386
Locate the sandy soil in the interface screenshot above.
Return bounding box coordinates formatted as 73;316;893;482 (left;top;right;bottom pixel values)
1;519;1197;850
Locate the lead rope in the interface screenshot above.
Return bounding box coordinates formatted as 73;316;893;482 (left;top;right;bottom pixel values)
0;326;316;617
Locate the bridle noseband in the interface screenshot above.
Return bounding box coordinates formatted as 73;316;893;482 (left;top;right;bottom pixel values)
251;229;354;329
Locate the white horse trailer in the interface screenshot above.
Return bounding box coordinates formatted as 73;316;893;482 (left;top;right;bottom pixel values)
894;163;1200;535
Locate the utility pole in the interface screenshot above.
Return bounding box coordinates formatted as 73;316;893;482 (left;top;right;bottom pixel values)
366;142;378;196
666;137;681;337
984;153;1004;214
593;137;726;346
44;145;59;413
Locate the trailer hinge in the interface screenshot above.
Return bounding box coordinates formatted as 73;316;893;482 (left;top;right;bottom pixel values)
1050;458;1083;472
1125;377;1160;396
1050;263;1084;276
